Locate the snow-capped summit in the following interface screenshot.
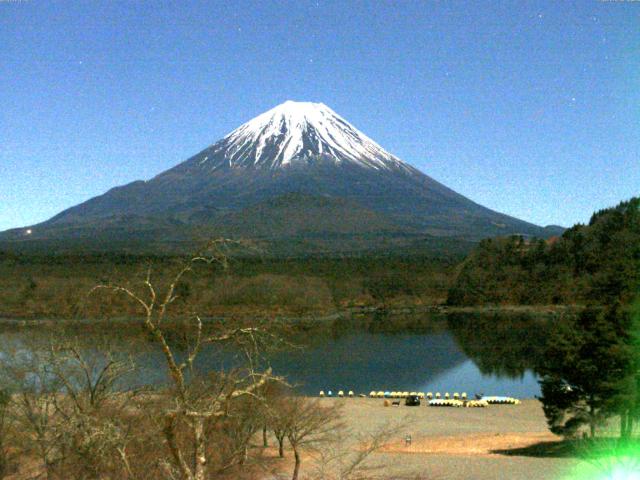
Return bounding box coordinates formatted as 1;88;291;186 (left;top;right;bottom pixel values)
198;101;413;171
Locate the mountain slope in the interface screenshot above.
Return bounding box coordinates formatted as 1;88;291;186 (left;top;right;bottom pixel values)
1;101;559;253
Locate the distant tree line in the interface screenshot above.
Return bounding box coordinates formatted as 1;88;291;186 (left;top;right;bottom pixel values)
0;252;461;319
447;197;640;307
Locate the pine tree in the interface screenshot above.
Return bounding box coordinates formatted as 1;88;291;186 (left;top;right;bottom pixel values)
537;308;630;438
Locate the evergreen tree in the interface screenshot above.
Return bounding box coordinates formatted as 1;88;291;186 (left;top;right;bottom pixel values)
608;298;640;439
537;308;631;438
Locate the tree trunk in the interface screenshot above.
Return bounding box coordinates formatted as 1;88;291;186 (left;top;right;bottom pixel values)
44;459;53;480
620;410;633;440
292;447;301;480
620;412;628;439
37;439;53;480
278;436;285;457
263;424;268;447
589;397;596;438
193;417;207;480
240;444;248;465
163;414;195;480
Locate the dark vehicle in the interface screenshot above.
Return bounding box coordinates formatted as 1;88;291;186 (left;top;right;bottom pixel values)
405;395;421;406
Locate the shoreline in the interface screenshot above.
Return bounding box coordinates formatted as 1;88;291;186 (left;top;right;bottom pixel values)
0;303;582;327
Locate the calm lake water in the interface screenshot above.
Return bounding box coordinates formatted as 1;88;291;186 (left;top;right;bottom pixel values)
266;330;541;398
0;312;551;398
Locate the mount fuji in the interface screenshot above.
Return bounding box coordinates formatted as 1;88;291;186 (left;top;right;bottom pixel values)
1;101;562;254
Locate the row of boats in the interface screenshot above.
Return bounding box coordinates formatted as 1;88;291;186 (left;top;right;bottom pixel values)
422;396;520;407
368;391;468;400
318;390;520;406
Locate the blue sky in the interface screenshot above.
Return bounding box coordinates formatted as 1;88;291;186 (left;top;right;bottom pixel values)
1;0;638;231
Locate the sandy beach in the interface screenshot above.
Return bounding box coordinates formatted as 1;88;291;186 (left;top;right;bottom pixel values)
307;398;581;480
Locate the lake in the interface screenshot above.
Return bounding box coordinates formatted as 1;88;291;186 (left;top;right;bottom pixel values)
0;312;550;398
267;329;541;398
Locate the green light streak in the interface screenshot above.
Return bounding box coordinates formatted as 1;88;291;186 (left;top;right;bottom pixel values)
563;442;640;480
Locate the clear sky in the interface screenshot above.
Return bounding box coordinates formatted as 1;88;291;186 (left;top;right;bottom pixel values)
1;0;638;231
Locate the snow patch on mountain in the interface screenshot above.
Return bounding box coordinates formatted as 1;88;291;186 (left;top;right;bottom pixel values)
202;101;414;171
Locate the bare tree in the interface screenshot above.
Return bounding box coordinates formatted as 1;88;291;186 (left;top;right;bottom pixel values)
47;337;140;479
309;420;405;480
1;341;63;480
48;338;136;413
283;397;343;480
271;411;288;459
214;394;264;470
90;239;281;480
0;334;141;480
264;383;292;458
257;378;288;450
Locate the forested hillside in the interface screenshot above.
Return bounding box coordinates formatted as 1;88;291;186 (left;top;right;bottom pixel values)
447;197;640;306
0;253;459;319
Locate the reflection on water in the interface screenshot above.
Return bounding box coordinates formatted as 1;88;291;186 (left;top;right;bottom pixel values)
0;312;552;398
268;331;468;394
422;360;539;399
446;312;550;379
